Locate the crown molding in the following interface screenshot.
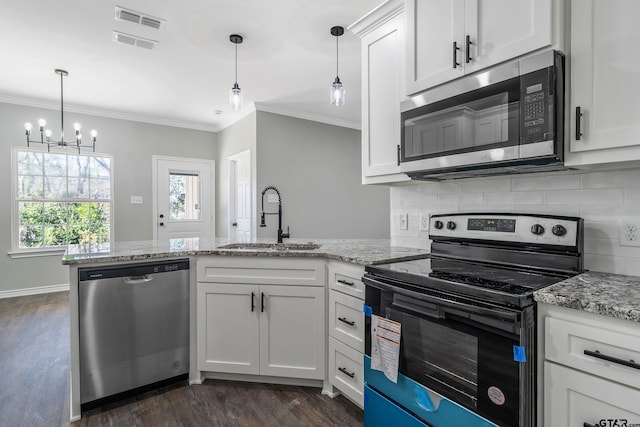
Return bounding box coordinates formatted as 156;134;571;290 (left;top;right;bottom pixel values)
0;93;219;132
253;102;361;130
348;0;404;38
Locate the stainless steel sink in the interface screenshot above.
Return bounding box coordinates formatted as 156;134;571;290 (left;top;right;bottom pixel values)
218;242;320;251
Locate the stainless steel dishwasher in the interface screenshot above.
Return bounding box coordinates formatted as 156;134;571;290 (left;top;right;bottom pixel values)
78;258;189;406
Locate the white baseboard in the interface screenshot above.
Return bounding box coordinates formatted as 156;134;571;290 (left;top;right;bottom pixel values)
0;283;69;299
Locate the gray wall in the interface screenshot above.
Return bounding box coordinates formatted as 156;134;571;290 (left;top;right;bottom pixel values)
0;102;216;294
255;111;389;239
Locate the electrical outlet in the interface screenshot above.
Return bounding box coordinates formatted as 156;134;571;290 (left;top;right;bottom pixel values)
419;212;430;232
399;213;408;230
619;220;640;247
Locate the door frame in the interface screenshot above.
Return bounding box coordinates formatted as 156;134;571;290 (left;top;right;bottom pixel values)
152;155;215;240
228;149;254;240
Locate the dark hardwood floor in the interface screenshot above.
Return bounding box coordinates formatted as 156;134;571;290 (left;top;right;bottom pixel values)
0;292;363;427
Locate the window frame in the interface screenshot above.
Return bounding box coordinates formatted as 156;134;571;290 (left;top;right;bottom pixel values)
10;146;115;257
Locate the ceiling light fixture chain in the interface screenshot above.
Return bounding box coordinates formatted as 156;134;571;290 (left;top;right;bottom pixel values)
329;26;345;107
23;69;97;153
229;34;244;112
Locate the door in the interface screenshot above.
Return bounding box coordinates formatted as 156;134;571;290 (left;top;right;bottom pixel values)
406;0;465;94
196;283;260;374
228;150;252;241
259;285;325;379
154;156;214;240
570;0;640;153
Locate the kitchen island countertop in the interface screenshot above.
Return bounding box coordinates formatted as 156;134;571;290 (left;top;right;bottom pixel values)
534;271;640;323
62;237;430;266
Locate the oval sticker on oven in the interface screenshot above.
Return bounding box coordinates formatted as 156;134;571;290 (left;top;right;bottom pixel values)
487;386;506;406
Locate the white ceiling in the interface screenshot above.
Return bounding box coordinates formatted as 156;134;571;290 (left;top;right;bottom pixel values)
0;0;383;132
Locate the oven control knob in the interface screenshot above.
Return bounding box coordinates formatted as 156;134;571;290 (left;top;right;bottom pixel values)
552;224;567;236
434;220;444;230
530;224;545;235
446;221;456;230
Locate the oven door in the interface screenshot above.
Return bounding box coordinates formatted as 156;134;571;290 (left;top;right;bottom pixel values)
363;274;535;427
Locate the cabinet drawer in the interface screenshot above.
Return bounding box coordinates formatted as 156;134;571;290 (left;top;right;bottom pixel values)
545;315;640;388
327;262;365;299
197;256;325;286
329;337;364;408
329;290;365;352
544;361;640;427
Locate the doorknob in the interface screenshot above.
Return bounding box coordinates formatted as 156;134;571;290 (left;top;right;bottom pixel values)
232;222;238;227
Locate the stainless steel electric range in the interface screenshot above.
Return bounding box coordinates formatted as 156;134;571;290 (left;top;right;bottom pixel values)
363;213;584;427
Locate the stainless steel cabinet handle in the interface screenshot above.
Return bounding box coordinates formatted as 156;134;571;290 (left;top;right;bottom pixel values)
584;349;640;370
452;41;460;68
465;35;472;63
337;279;355;287
338;317;355;326
576;106;583;140
338;366;355;378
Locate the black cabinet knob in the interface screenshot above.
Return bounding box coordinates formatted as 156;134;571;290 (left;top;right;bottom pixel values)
446;221;456;230
530;224;545;235
552;225;567;236
434;220;444;230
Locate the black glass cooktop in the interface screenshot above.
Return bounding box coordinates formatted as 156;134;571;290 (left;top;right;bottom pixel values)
365;256;574;307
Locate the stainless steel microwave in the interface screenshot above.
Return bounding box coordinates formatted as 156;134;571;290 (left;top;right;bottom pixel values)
400;50;565;180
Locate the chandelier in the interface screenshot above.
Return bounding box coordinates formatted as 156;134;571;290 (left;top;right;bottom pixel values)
24;69;97;153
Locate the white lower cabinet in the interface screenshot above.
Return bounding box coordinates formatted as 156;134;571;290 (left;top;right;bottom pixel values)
544;362;640;427
196;257;326;381
327;261;365;408
540;304;640;427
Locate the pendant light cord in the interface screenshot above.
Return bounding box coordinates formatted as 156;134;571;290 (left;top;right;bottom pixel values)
235;42;238;85
335;36;339;79
60;71;65;143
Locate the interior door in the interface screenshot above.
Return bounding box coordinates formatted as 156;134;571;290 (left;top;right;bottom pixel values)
228;150;252;241
154;156;214;240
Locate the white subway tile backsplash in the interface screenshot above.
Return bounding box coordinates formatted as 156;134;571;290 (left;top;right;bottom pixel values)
484;191;544;205
544;189;624;206
390;168;640;276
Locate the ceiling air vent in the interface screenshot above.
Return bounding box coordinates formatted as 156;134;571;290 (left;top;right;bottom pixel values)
115;6;166;31
113;31;159;50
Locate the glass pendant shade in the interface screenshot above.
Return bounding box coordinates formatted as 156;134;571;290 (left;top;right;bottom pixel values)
330;77;345;106
229;82;243;111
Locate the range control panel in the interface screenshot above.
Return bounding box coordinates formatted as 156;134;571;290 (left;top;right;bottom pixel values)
429;213;581;246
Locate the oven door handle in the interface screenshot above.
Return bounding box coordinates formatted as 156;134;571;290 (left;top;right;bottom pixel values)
364;275;521;324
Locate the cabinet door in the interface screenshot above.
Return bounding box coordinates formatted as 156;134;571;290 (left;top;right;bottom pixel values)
544;362;640;427
197;283;260;374
406;0;465;94
465;0;552;73
570;0;640;156
361;11;409;184
259;285;325;379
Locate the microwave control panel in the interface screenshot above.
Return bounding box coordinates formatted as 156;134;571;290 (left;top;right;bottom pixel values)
520;66;555;144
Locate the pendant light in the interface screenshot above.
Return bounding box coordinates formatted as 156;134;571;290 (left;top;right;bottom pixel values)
330;26;345;107
229;34;244;111
23;69;97;153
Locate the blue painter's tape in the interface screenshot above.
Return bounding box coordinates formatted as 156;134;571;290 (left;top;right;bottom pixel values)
363;304;372;317
513;345;526;362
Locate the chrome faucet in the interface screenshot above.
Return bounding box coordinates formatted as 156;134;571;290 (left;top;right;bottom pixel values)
260;186;290;243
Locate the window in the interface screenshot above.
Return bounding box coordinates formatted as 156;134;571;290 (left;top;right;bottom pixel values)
12;147;113;252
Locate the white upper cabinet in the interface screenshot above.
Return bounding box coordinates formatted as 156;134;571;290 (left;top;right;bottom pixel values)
566;0;640;167
406;0;554;95
351;0;409;184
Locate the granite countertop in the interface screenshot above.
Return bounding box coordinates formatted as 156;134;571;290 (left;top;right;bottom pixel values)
534;271;640;323
62;237;430;266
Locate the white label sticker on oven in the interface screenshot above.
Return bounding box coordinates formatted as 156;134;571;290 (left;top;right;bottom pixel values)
371;315;401;384
487;386;506;406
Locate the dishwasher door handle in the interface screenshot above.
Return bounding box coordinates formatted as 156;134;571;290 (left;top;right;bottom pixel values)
123;275;154;284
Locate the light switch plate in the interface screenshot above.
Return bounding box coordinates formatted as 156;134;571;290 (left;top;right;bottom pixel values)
399;213;408;230
130;195;143;204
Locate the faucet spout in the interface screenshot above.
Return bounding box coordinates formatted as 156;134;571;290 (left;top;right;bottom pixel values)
260;186;290;243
